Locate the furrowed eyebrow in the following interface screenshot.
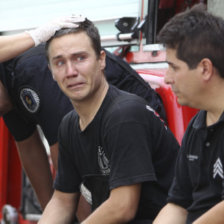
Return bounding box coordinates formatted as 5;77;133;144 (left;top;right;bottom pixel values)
52;55;63;61
52;51;87;61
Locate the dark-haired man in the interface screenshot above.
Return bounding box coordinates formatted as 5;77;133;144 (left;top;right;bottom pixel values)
0;34;166;220
154;4;224;224
39;18;179;224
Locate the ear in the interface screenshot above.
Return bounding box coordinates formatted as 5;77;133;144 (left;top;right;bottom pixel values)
99;50;106;70
198;58;213;81
48;63;56;81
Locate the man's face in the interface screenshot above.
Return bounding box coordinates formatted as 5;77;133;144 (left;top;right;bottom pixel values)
0;80;13;116
48;32;106;103
165;48;202;108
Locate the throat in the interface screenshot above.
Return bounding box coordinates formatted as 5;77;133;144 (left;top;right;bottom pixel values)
79;115;94;131
206;110;224;126
78;82;109;131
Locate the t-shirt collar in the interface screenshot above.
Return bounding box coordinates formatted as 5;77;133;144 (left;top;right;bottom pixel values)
193;110;224;129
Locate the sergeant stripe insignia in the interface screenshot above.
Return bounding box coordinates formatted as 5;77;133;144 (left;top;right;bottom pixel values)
213;158;224;179
20;88;40;113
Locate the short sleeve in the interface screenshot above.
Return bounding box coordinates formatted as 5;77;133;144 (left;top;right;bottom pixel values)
103;100;158;190
54;113;82;193
3;109;35;141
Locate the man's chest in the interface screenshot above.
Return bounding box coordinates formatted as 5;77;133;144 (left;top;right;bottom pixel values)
186;127;224;190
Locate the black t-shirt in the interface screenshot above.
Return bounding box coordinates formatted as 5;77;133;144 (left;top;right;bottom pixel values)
1;45;166;145
167;110;224;223
55;85;179;220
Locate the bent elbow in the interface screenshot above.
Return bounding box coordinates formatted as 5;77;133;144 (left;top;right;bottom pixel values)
115;203;138;223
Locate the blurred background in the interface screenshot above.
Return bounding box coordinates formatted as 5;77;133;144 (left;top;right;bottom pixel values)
0;0;141;36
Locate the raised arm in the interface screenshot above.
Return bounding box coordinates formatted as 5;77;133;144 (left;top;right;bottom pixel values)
153;203;188;224
0;33;34;63
0;15;85;62
81;184;141;224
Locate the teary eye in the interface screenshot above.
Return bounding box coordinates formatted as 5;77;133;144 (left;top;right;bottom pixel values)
56;60;65;67
76;55;86;62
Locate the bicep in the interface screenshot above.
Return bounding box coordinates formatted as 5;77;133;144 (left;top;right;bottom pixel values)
109;184;141;215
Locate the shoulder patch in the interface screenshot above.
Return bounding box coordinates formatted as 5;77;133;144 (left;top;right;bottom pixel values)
20;87;40;113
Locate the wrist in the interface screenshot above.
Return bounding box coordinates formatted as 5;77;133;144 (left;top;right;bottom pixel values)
25;30;40;46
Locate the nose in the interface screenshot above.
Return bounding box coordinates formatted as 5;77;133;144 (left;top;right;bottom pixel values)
164;67;174;85
66;61;78;77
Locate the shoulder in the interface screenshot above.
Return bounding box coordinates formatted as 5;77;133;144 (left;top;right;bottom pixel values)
181;110;202;147
104;49;148;88
58;110;77;143
108;85;146;109
105;86;155;123
61;110;77;129
2;44;47;83
184;110;203;135
17;44;46;63
58;110;77;146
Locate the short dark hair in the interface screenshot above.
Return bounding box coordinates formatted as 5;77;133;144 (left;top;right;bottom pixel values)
46;18;101;59
157;3;224;78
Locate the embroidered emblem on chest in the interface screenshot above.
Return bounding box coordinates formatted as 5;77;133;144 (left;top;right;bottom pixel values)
213;158;224;179
20;88;40;113
187;154;198;161
97;146;110;175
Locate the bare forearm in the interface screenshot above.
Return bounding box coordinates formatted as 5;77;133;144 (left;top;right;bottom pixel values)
16;130;53;209
193;201;224;224
81;199;128;224
153;203;187;224
82;185;141;224
38;191;78;224
0;33;34;62
39;201;75;223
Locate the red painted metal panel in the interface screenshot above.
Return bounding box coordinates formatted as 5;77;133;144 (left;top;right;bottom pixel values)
0;118;22;221
137;70;198;144
0;118;9;211
6;134;22;208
